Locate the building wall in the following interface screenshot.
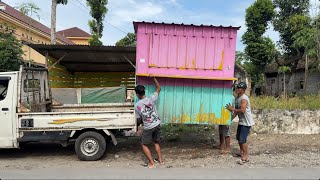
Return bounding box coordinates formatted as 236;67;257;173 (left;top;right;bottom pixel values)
0;12;68;65
67;37;89;45
135;23;238;80
266;71;320;96
234;65;251;95
137;77;233;125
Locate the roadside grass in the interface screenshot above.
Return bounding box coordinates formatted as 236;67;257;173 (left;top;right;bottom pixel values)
250;95;320;110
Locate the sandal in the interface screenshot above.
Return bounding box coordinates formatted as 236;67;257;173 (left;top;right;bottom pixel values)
237;159;249;165
233;153;242;157
142;163;155;168
154;158;164;165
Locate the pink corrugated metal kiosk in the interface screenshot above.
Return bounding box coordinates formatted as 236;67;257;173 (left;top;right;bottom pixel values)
134;21;240;125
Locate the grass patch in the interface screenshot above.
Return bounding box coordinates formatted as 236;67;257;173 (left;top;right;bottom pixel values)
161;124;215;134
251;95;320;110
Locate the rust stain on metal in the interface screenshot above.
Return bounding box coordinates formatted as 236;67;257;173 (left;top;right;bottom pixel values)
217;51;225;70
49;118;112;125
192;58;196;69
170;106;230;124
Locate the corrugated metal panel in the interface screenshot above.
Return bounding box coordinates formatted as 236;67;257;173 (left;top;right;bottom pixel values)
135;22;239;80
137;77;233;125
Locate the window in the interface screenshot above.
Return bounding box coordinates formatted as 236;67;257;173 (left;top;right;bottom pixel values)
299;81;304;90
271;79;276;84
0;77;10;101
23;79;40;92
294;80;304;90
30;36;32;40
22;33;24;37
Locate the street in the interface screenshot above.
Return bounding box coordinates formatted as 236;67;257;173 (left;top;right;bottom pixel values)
1;168;320;179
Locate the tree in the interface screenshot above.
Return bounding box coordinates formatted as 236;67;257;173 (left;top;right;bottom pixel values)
15;2;41;20
293;27;317;93
0;23;24;72
242;0;276;88
51;0;68;44
278;66;291;99
273;0;311;67
115;33;136;47
87;0;108;46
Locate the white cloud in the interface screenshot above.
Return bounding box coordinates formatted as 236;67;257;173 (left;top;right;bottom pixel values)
107;0;163;27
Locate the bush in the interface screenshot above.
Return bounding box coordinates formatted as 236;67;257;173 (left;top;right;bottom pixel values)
250;95;320;110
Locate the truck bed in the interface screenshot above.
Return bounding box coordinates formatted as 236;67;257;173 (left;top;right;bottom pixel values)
18;109;135;131
51;102;134;112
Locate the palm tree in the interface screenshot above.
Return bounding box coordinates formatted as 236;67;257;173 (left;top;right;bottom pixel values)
278;66;291;100
51;0;68;44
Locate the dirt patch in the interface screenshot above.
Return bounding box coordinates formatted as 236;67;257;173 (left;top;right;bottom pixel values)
0;127;319;170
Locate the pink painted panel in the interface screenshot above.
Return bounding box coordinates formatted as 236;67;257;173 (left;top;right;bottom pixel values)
135;22;239;79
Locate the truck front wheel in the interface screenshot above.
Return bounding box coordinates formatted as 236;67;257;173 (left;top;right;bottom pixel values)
75;131;106;161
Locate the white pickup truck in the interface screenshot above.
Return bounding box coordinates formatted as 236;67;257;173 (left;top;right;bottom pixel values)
0;67;136;161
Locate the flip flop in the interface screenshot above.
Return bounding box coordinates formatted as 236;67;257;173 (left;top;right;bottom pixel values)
233;153;242;157
142;163;155;168
154;158;165;165
237;159;249;165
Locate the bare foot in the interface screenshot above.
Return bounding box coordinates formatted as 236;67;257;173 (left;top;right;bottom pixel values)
143;163;155;168
148;163;155;168
154;158;164;165
220;149;230;155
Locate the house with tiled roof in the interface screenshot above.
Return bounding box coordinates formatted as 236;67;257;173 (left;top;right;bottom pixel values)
0;1;90;65
58;27;91;45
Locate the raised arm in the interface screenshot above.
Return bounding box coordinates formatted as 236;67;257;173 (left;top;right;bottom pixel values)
225;100;247;114
152;77;161;94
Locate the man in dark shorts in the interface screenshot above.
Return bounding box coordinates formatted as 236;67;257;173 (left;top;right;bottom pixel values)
135;77;163;168
225;82;254;165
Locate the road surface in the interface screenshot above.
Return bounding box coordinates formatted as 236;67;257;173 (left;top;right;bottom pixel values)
1;168;320;179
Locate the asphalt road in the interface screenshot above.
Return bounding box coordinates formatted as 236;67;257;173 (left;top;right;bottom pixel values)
1;168;320;179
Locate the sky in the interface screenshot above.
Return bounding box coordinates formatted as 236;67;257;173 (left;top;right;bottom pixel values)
2;0;282;50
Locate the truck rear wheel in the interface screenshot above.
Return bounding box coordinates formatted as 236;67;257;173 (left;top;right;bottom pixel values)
75;131;106;161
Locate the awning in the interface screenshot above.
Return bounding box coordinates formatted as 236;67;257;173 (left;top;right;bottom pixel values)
28;44;136;72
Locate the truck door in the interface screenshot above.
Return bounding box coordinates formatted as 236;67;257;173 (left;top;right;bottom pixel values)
0;75;15;148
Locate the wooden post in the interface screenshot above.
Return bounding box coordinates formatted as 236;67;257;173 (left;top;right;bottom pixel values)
45;51;49;68
304;54;308;94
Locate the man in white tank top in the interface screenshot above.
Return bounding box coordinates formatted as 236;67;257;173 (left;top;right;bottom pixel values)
225;82;254;165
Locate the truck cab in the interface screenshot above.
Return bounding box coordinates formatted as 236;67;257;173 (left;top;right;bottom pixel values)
0;71;18;148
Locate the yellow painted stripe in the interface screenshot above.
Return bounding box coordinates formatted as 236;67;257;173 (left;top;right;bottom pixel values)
136;74;237;81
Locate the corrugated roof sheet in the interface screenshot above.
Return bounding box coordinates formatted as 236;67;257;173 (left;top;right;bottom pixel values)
57;27;91;38
265;58;318;74
28;44;136;72
0;2;74;45
133;21;241;32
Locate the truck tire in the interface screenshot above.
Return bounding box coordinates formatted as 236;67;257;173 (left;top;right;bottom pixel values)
75;131;106;161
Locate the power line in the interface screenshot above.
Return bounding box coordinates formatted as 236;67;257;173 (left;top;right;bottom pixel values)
72;0;129;34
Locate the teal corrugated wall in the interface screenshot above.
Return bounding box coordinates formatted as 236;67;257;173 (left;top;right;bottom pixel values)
138;78;233;125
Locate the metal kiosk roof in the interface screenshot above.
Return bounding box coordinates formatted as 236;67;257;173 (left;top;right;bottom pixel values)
28;44;136;72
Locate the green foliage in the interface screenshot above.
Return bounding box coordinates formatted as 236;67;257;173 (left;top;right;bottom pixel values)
115;33;136;47
235;51;247;64
242;0;276;87
293;27;317;57
0;23;24;72
278;66;291;74
251;95;320;110
15;2;41;20
87;0;108;46
88;33;103;46
57;0;68;5
273;0;310;58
